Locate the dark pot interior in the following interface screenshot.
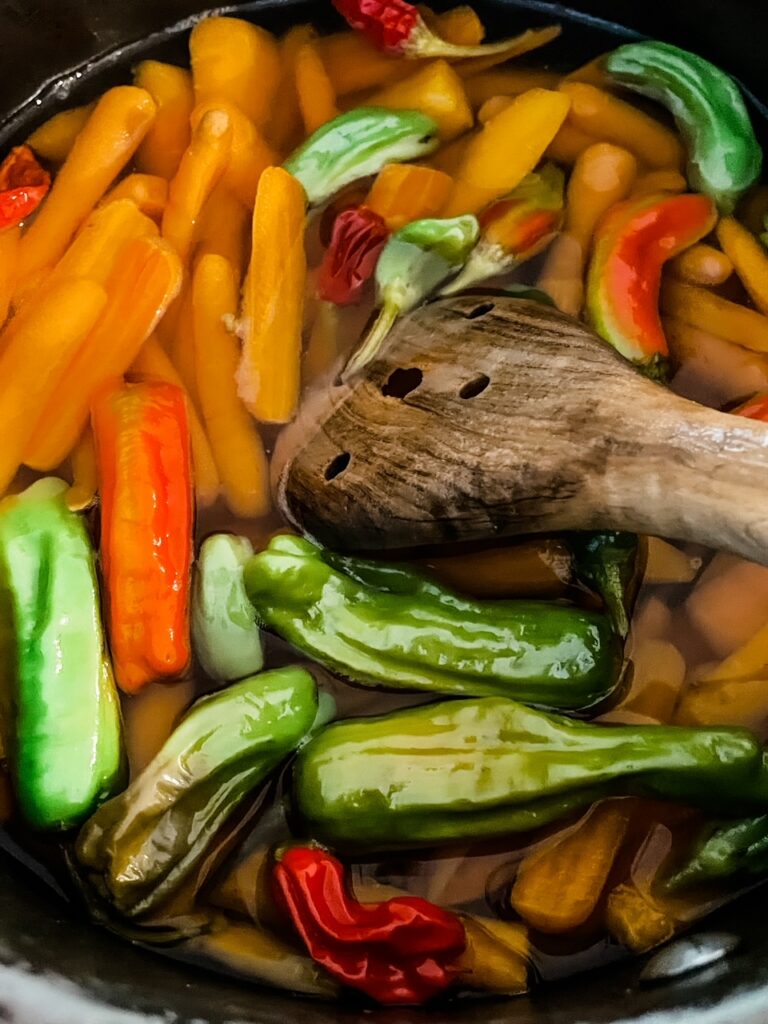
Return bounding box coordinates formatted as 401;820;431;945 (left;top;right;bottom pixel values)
3;1;768;1021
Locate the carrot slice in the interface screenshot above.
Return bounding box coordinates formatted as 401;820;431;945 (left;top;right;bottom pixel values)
536;231;584;317
629;169;688;198
101;174;168;221
134;61;194;180
295;42;340;136
716;217;768;315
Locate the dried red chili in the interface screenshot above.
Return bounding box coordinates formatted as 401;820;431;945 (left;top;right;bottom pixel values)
273;844;466;1005
0;145;51;230
317;206;389;305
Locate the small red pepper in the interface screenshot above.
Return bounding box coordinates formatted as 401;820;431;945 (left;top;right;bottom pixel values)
273;844;466;1005
317;206;389;305
0;145;50;230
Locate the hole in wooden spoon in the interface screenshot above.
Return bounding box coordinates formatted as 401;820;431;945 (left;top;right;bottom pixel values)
460;373;490;399
382;367;423;398
325;452;351;481
466;302;495;320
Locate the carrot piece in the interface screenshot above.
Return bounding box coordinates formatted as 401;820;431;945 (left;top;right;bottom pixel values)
420;539;572;599
238;167;306;424
0;279;107;493
454;25;562;78
442;88;570;216
629;169;688;197
536;231;584;317
476;95;512;124
101;174;168;221
420;5;485;46
668;244;733;287
666;317;768;408
676;675;768;732
716;217;768;315
546;121;598;165
644;538;701;586
661;279;768;353
0;227;20;327
268;25;316;153
24;237;182;470
457;916;529;995
428;133;474;175
563;55;611;89
168;284;198;406
558;82;685;170
317;31;414;96
66;427;98;511
162;109;232;262
366;163;453;230
17;87;156;282
564;143;637;253
701;620;768;683
368;60;473;142
193;254;270;517
304;300;341;385
123;678;196;775
133;61;194;180
195;184;250;284
26;102;95;163
464;68;560;109
295;42;340;136
190;16;281;129
132;336;220;507
191;101;276;208
606;880;677;954
511;801;631;933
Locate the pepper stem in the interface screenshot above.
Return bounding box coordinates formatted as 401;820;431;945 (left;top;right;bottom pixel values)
405;19;558;59
440;242;512;296
342;302;400;380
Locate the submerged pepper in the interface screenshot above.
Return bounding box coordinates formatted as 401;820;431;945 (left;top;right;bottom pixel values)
191;534;264;682
0;145;51;230
293;696;768;849
245;535;620;710
666;815;768;892
283;108;439;207
0;478;122;830
569;531;644;638
586;191;717;379
77;667;320;918
344;212;479;377
317;206;390;305
274;844;466;1005
605;41;762;214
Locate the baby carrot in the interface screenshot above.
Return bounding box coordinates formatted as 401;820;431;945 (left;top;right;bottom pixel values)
317;31;411;96
193;254;270;517
195;184;250;285
564;143;637;253
630;169;688;198
536;231;585;317
464;68;560;108
191;100;276;208
428;133;475;175
133;61;194;180
368;60;473;142
26;102;95;163
546;121;598;165
421;5;485;46
717;217;768;315
101;174;168;221
0;227;20;327
668;244;733;287
661;279;768;353
66;428;98;511
295;42;340;136
268;24;316;153
168;284;198;405
366;163;453;229
17;87;156;282
238;167;306;424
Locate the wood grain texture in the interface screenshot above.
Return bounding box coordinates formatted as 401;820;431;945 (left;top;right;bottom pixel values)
274;295;768;562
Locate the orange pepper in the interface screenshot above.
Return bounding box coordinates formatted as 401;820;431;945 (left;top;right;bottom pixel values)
564;143;638;253
238;167;306;423
366;163;453;229
66;428;98;511
668;243;733;286
26;102;95;163
717;217;768;315
562;54;611;89
0;226;20;327
191;100;276;208
101;174;168;221
24;237;182;471
304;300;341;385
195;184;250;285
133;61;194;180
661;279;768;353
368;60;473;142
464;68;560;108
295;42;340;136
92;378;193;694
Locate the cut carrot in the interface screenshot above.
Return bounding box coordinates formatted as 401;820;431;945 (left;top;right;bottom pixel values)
716;217;768;315
564;143;637;253
16;87;156;283
536;231;584;317
644;538;702;586
193;254;270;517
606;880;677;953
668;243;733;287
457;916;529;995
24;237;182;471
195;184;250;285
238;167;306;424
317;31;414;96
464;68;559;108
0;227;20;327
685;554;768;658
162;108;232;262
420;539;572;599
101;174;168;221
666;316;768;408
304;300;341;385
66;427;98;511
701;620;768;683
134;61;194;180
26;103;95;163
368;60;473;142
168;283;198;406
546;121;597;165
428;132;475;175
295;42;340;136
366;163;453;230
454;25;561;78
477;95;512;124
0;279;107;493
661;279;768;354
629;168;688;197
676;675;768;733
420;5;485;46
191;101;275;208
268;24;316;153
562;55;611;89
621;638;686;723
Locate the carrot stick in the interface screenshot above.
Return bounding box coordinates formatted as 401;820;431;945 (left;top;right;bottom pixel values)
668;244;733;286
0;279;107;493
168;283;198;406
238;167;306;423
464;68;559;108
66;427;98;511
536;231;584;317
191;101;276;208
546;121;598;165
629;168;688;198
0;227;20;327
661;279;768;353
195;184;250;284
134;61;194;180
193;254;270;517
303;300;341;385
268;25;316;153
295;42;340;136
24;237;182;470
428;133;475;175
716;217;768;315
26;103;95;163
564;143;637;253
317;31;411;96
366;163;453;230
701;620;768;683
368;60;473;142
17;87;156;282
101;174;168;221
420;5;484;46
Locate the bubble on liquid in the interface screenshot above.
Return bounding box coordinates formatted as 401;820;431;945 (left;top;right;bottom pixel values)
640;932;739;984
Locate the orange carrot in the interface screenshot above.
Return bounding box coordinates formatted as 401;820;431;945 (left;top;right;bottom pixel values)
190;101;276;208
464;68;559;108
26;103;95;163
661;279;768;353
536;231;585;317
368;60;473;142
629;168;688;197
668;244;733;287
195;184;250;284
66;428;98;511
295;42;340;136
366;163;453;229
564;143;637;253
0;227;20;327
101;174;168;221
133;61;194;180
268;24;316;153
717;217;768;315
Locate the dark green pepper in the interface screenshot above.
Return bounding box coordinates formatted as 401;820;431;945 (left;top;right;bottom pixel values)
569;531;645;638
665;814;768;892
605;41;762;213
77;666;321;918
245;535;621;711
0;478;123;831
293;697;768;849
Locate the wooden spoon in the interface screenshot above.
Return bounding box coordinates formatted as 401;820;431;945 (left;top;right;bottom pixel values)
274;295;768;564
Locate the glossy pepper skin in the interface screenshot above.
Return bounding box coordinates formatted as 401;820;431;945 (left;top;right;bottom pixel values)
274;844;466;1005
77;667;320;918
283;108;439;207
92;379;193;693
569;531;644;638
245;535;620;710
317;206;389;305
293;696;768;850
605;41;762;214
586;191;717;379
666;815;768;892
0;145;51;230
0;478;122;830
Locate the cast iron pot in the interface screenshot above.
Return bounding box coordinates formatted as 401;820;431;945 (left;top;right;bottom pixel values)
3;1;768;1021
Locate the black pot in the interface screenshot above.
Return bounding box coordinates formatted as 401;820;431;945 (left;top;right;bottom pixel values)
3;1;768;1020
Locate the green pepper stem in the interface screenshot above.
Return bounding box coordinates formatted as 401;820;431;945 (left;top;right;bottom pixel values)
440;242;513;296
342;302;400;380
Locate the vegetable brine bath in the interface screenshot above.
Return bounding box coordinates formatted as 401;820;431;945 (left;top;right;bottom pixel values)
3;0;768;1007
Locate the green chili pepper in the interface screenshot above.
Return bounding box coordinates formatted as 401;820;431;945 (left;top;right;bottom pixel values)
343;213;480;377
666;814;768;892
605;41;762;213
0;478;123;831
293;697;768;849
192;534;263;682
245;535;620;710
283;107;439;207
76;666;320;918
569;531;644;638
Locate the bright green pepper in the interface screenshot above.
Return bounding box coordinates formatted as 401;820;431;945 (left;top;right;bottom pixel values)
293;697;768;849
0;478;122;831
605;41;762;214
569;531;644;638
245;535;620;710
192;534;263;682
665;814;768;892
343;213;479;377
284;107;439;207
77;666;321;918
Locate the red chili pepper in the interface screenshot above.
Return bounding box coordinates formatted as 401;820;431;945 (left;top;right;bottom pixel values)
317;206;389;305
0;145;50;230
273;844;466;1005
